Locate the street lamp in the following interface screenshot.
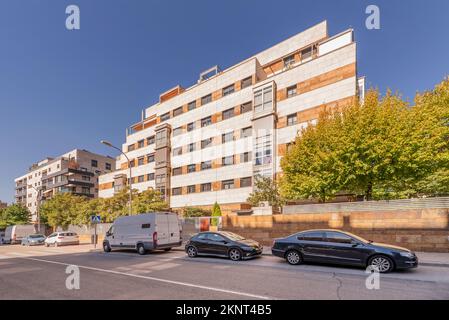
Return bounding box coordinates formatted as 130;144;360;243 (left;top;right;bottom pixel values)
29;185;42;233
101;140;133;215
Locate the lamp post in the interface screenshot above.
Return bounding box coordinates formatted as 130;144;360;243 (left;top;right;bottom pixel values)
29;185;42;233
101;140;133;215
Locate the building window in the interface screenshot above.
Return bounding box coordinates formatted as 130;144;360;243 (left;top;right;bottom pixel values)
128;144;135;153
222;179;235;190
172;187;182;196
156;187;166;198
147;136;155;145
222;156;234;166
160;112;170;121
147;173;155;181
240;177;252;188
187;122;195;132
241;127;252;138
222;84;235;96
241;77;252;89
91;160;98;168
173;107;183;117
222;132;234;143
283;54;295;69
201;138;213;149
187;185;196;194
187;164;196;173
240;102;252;114
129;160;136;168
188;143;195;152
287;85;297;98
173;127;183;136
254;84;273;113
240;152;251;163
201;116;212;127
138;175;144;183
138;157;144;166
106;163;112;170
222;108;234;120
156;131;167;146
201;161;212;170
81;176;91;181
173;147;182;156
147;154;155;163
201;94;212;105
201;183;212;192
82;187;90;194
155;174;166;184
287;113;298;126
188;101;196;111
254;134;272;166
138;140;144;148
301;46;314;61
172;167;182;176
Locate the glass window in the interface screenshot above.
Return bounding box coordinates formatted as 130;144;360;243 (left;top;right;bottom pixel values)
147;154;155;163
222;156;234;166
201;94;212;105
254;84;273;113
325;232;353;244
138;140;144;148
207;233;226;242
254;134;272;166
240;177;252;188
172;167;182;176
241;77;252;89
173;107;183;117
201;138;213;149
128;144;135;152
201;161;212;170
287;113;297;126
173;127;183;136
187;185;196;194
156;131;167;146
222;84;235;96
222;179;234;190
287;85;297;98
173;147;182;156
138;175;144;183
240;102;252;114
201;183;212;192
138;157;144;166
172;188;182;196
222;108;234;120
283;54;295;68
142;224;151;229
106;163;112;170
240;152;251;163
187;122;195;132
188;101;196;111
201;116;212;127
147;136;155;145
299;232;324;242
147;173;154;181
91;160;98;168
155;174;166;184
222;132;234;143
187;164;196;173
301;46;313;61
160;112;170;121
241;127;252;138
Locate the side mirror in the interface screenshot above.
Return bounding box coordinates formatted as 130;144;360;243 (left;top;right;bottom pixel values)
106;232;111;237
351;241;360;247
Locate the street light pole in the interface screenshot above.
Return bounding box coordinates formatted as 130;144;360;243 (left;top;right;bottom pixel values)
29;185;42;233
101;140;133;215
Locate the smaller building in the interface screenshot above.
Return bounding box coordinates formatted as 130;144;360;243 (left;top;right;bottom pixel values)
0;201;7;209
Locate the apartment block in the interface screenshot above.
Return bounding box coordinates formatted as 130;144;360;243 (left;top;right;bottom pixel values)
15;149;115;222
99;21;364;215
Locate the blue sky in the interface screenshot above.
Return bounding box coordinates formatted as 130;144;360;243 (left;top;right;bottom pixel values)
0;0;448;203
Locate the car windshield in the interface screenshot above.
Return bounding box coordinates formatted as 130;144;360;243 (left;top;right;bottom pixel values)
219;232;245;241
29;234;44;238
341;231;370;244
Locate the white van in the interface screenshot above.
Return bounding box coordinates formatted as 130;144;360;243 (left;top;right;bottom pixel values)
103;212;182;255
4;225;37;244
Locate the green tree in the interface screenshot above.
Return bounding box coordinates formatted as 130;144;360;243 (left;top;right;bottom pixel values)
248;176;286;206
183;207;210;217
211;202;222;226
0;204;31;228
133;188;169;214
40;193;87;229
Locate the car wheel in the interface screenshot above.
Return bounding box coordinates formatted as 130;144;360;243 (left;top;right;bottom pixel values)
103;242;111;253
285;250;303;265
368;255;394;273
164;248;172;252
186;246;198;258
44;243;49;247
229;248;242;261
137;244;146;255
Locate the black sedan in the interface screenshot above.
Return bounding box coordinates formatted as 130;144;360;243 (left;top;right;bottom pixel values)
185;231;263;261
272;229;418;273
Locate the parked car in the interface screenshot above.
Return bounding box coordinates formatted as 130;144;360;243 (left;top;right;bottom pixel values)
44;232;79;247
185;231;263;261
103;212;182;255
21;234;46;246
4;225;37;244
272;229;418;273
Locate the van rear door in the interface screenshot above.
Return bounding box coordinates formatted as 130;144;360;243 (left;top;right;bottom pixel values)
155;214;169;246
167;214;181;245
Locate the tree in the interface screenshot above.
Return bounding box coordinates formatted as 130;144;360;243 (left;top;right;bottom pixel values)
183;207;210;218
248;176;286;207
40;193;87;229
211;202;222;226
133;188;169;214
0;204;31;228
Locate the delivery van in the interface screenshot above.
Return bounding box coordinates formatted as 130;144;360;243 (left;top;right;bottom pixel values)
4;225;37;244
103;212;182;255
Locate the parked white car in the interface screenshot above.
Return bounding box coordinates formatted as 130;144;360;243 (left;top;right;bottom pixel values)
4;225;37;244
44;232;79;247
103;212;182;255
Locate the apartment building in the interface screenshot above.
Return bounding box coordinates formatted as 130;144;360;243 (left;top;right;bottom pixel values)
99;21;364;215
15;149;115;222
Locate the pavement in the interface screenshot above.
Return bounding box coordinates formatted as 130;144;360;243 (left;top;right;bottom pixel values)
1;243;449;300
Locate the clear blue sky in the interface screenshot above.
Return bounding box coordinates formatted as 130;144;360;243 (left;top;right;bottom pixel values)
1;0;448;203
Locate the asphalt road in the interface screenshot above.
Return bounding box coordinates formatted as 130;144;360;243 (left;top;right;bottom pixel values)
1;244;449;300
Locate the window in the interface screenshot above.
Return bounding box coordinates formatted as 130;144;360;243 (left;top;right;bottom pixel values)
222;132;234;143
222;179;235;190
173;147;182;156
187;122;195;132
188;101;196;111
299;232;324;242
201;116;212;127
138;140;144;148
241;77;252;89
106;163;112;170
287;113;297;126
142;224;151;229
325;232;353;244
222;84;235;96
187;164;196;173
287;85;297;98
283;54;295;68
187;185;196;194
222;156;234;166
254;84;273;113
222;108;234;120
160;112;170;121
147;136;155;145
156;131;167;146
138;157;144;166
173;127;183;136
240;102;252;114
81;176;91;181
301;46;314;61
156;187;166;198
138;175;144;183
82;187;90;194
147;154;155;163
173;107;183;117
155;174;166;184
254;134;272;166
201;161;212;170
91;160;98;168
172;167;182;176
240;177;252;188
201;138;213;149
201;183;212;192
172;188;182;196
147;173;155;181
241;126;252;138
129;159;136;168
188;143;195;152
201;94;212;105
240;152;251;163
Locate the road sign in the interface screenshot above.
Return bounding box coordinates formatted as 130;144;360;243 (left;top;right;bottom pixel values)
91;215;101;224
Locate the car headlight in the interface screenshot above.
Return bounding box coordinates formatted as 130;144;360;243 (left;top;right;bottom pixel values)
399;252;415;258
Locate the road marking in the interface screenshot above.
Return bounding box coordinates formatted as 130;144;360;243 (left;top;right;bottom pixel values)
20;256;273;300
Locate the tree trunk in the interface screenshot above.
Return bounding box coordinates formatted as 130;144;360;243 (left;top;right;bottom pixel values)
365;182;373;201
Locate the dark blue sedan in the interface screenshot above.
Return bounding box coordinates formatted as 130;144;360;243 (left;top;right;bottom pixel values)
272;229;418;273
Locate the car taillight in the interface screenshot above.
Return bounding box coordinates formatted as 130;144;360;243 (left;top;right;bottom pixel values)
153;232;158;246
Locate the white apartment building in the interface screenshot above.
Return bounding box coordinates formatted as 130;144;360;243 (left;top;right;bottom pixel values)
15;149;115;222
99;21;364;215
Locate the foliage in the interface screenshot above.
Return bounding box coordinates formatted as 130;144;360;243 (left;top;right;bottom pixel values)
247;176;285;207
211;202;222;226
0;204;31;228
183;207;211;218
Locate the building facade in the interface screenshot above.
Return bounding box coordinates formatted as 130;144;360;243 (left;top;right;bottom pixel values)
99;21;364;215
15;149;115;222
0;201;6;209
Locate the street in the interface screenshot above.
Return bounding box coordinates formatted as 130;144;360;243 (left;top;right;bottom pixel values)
1;244;449;300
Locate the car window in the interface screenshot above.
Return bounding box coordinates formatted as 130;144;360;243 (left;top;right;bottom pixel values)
298;232;324;242
219;232;245;241
207;233;226;242
49;233;57;238
325;232;353;244
195;233;208;240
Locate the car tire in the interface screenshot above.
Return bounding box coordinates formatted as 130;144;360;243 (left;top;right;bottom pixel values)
186;246;198;258
285;250;303;265
137;244;146;255
164;248;172;252
44;243;49;247
229;248;242;261
103;242;111;253
368;255;394;273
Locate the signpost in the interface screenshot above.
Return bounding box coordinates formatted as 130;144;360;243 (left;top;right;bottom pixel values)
90;215;101;249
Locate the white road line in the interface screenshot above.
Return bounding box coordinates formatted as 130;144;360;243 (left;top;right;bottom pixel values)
20;256;273;300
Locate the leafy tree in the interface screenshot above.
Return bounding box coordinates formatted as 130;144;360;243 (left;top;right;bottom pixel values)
211;202;222;226
183;207;210;218
133;188;169;214
40;193;87;228
0;204;31;228
248;176;286;206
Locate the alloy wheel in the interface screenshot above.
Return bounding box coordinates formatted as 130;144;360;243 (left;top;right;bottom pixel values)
370;256;392;273
229;249;241;261
187;246;197;258
286;250;301;265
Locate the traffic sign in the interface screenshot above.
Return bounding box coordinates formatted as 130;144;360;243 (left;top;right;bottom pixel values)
91;215;101;224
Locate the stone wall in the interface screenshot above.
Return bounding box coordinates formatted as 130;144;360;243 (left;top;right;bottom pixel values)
222;209;449;252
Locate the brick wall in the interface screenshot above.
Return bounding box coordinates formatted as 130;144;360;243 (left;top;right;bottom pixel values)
222;209;449;252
